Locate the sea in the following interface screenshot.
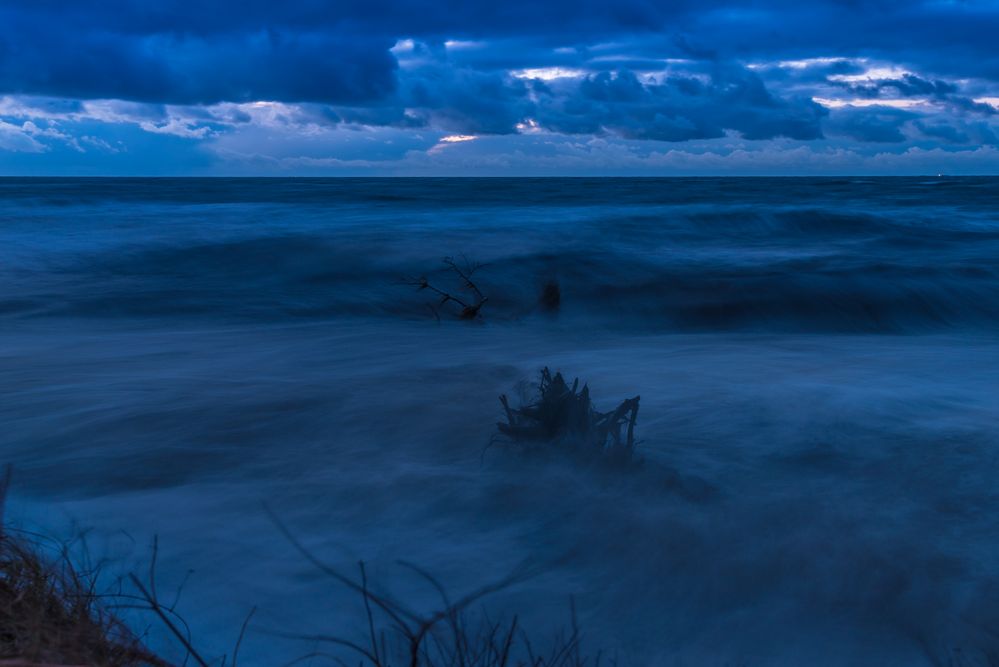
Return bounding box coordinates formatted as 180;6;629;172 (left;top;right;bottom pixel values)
2;177;999;665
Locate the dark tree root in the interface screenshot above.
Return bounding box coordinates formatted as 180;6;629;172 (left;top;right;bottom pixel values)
497;368;640;463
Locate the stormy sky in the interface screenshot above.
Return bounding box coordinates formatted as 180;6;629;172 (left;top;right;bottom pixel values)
1;0;997;174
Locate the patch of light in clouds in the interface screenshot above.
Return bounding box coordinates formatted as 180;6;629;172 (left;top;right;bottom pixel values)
390;39;415;54
428;133;478;154
444;40;485;50
828;66;914;83
510;67;586;80
776;57;846;69
515;119;541;133
813;97;927;109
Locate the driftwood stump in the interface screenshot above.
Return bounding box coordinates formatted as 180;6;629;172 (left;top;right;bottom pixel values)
497;368;640;462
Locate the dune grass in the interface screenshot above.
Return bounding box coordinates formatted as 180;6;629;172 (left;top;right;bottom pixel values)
0;461;164;666
0;506;166;666
0;481;601;667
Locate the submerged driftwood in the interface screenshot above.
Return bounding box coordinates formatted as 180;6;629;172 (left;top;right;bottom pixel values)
497;368;640;462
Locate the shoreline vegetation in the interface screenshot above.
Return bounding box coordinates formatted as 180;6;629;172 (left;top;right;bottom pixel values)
0;368;618;666
0;529;166;667
0;496;602;667
0;465;166;666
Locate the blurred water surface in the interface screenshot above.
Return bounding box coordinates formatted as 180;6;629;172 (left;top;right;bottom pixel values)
2;177;999;665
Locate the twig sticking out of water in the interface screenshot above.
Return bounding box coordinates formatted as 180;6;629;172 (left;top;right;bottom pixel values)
127;537;259;667
129;551;207;667
497;368;640;463
404;256;489;321
266;508;597;667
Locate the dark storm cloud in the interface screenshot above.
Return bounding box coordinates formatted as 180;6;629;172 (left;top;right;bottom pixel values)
826;107;913;143
317;62;826;141
0;5;397;104
915;120;999;146
838;75;959;100
533;68;826;142
2;0;998;104
0;0;997;157
674;2;999;81
828;73;997;119
402;66;533;134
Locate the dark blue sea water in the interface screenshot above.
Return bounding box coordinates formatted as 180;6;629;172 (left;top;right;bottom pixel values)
2;177;999;665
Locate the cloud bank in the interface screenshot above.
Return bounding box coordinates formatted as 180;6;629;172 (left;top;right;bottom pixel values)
0;0;997;173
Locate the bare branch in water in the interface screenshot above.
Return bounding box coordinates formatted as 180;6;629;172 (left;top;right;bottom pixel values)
266;508;591;666
402;256;489;321
129;571;208;667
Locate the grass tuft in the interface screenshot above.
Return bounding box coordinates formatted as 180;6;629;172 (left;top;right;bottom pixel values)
0;530;166;667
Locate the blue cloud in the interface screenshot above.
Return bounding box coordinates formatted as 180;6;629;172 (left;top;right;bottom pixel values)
826;107;914;143
0;0;997;172
2;1;998;103
533;67;826;141
0;6;397;104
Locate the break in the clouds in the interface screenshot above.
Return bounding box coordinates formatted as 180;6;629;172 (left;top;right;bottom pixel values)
0;0;998;174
